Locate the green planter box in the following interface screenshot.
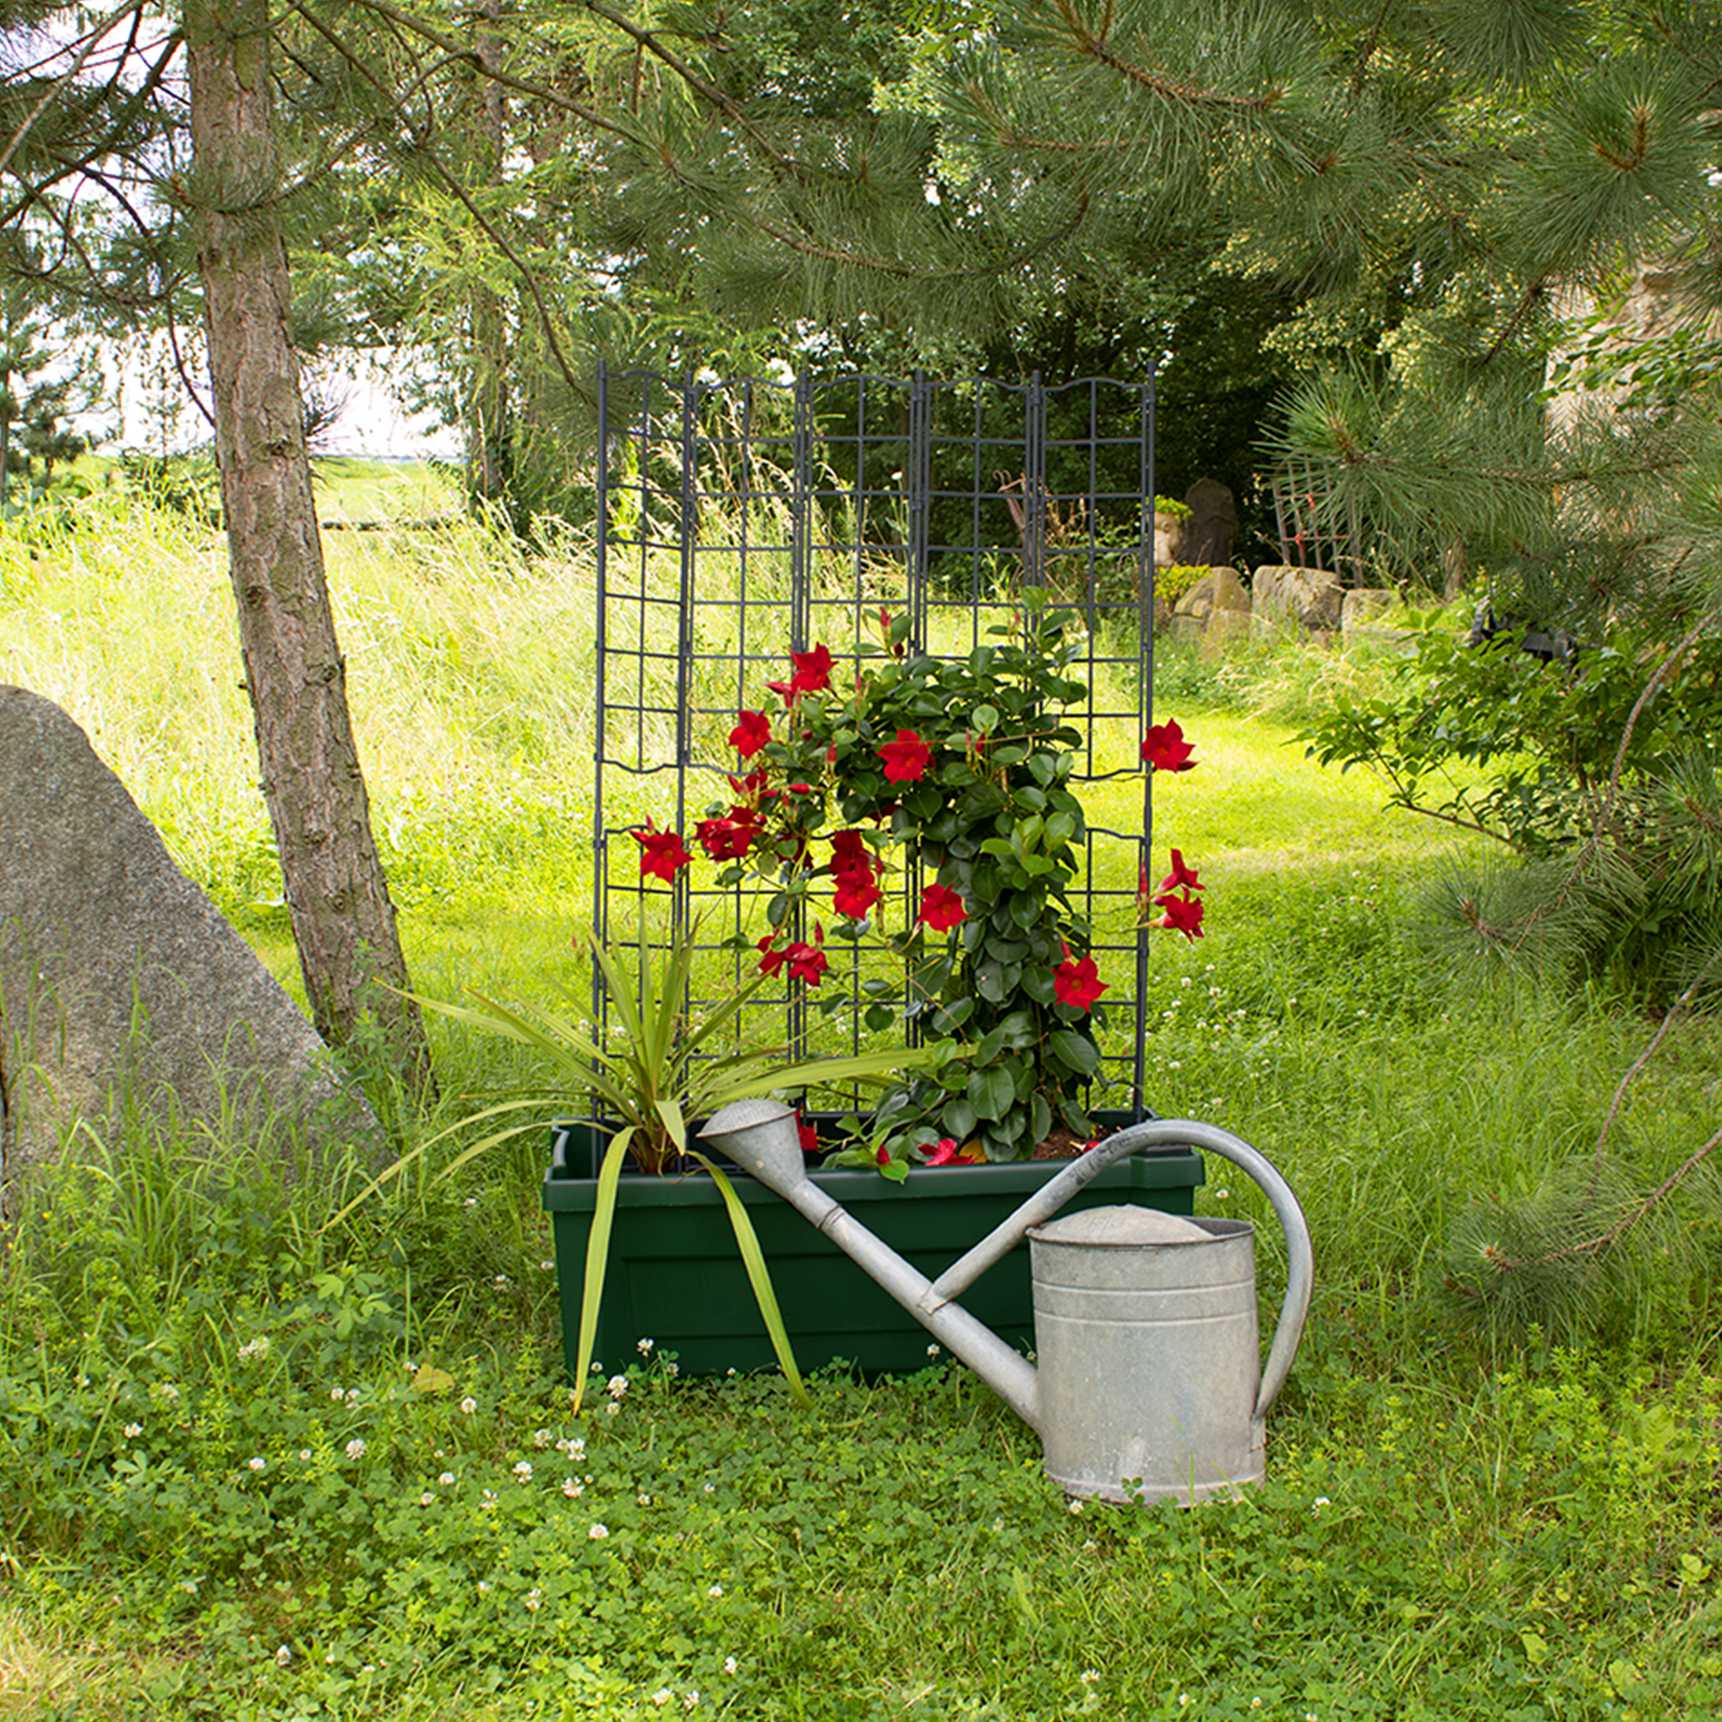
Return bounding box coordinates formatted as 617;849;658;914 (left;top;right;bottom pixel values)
542;1114;1203;1379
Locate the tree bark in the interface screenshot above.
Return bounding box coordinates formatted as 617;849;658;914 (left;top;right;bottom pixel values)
468;0;512;509
185;0;433;1094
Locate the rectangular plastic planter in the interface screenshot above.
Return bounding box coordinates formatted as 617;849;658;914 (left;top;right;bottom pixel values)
543;1114;1204;1380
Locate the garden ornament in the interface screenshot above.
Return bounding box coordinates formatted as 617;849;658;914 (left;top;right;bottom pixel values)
698;1101;1312;1504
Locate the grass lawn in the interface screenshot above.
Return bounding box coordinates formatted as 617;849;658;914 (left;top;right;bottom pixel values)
2;490;1720;1719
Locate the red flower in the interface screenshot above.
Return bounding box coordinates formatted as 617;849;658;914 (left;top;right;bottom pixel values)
756;934;788;978
767;679;798;706
695;817;753;862
1158;848;1203;895
790;643;833;695
729;709;771;758
830;829;870;871
1141;719;1196;773
786;782;813;795
797;1113;819;1155
878;729;932;783
875;1144;892;1168
727;770;776;813
918;883;967;932
1155;891;1206;941
832;871;881;920
826;743;837;767
923;1137;977;1167
632;825;691;883
1053;945;1108;1013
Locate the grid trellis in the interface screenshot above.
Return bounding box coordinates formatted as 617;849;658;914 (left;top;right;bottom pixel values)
592;367;1159;1135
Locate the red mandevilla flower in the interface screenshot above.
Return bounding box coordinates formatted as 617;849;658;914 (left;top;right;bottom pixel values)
1053;943;1108;1013
832;871;881;920
631;825;691;883
878;728;932;783
694;817;753;862
797;1113;819;1155
923;1137;977;1167
1158;849;1203;895
786;941;828;987
918;883;967;932
789;643;833;695
830;829;870;871
729;709;771;758
756;934;788;978
1141;718;1196;773
1155;891;1205;941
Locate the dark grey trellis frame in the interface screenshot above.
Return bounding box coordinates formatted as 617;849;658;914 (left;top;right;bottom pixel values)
590;364;1160;1125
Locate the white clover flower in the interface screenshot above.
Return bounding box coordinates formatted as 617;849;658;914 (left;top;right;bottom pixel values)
532;1428;551;1449
540;1259;555;1272
460;1396;478;1415
665;1362;679;1378
1312;1495;1331;1509
588;1522;610;1540
1251;1701;1263;1712
160;1383;180;1400
247;1456;267;1472
274;1645;292;1667
524;1588;543;1611
926;1344;941;1358
607;1375;629;1400
345;1388;360;1405
330;1388;346;1402
493;1274;511;1289
706;1583;723;1598
1066;1498;1083;1514
637;1337;655;1356
723;1657;738;1676
571;1439;586;1459
1080;1670;1100;1685
684;1695;699;1712
463;1196;478;1208
298;1448;313;1462
477;1580;492;1594
562;1477;584;1498
122;1423;142;1440
419;1492;434;1506
605;1403;620;1417
590;1361;604;1375
345;1438;366;1460
513;1461;534;1480
725;1367;737;1378
76;1373;90;1388
481;1488;497;1510
1215;1188;1230;1201
439;1471;455;1486
651;1693;672;1710
703;1482;715;1494
238;1337;270;1361
637;1492;652;1506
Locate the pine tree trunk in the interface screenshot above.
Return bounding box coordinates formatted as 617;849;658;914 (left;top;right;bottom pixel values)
468;0;512;509
185;0;433;1094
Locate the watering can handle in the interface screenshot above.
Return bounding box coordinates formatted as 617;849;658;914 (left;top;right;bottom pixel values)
925;1119;1312;1425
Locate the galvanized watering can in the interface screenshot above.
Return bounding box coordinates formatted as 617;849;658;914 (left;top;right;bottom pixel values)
699;1101;1313;1504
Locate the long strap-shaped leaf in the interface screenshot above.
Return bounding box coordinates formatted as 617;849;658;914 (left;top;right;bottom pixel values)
689;1149;810;1408
569;1126;635;1415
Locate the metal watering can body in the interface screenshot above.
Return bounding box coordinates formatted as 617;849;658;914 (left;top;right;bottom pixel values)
698;1101;1312;1505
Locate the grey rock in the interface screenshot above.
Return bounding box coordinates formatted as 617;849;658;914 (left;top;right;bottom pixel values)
1199;609;1252;658
1252;564;1344;631
1166;614;1205;647
0;685;374;1191
1183;478;1238;567
1174;566;1249;623
1340;587;1397;635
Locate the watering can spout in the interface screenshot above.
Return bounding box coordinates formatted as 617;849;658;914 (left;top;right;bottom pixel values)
697;1101;1042;1427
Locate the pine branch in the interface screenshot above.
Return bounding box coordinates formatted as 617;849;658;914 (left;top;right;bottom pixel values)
1047;0;1285;113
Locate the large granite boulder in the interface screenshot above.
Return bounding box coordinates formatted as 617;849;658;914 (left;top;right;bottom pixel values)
0;686;374;1190
1253;564;1344;632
